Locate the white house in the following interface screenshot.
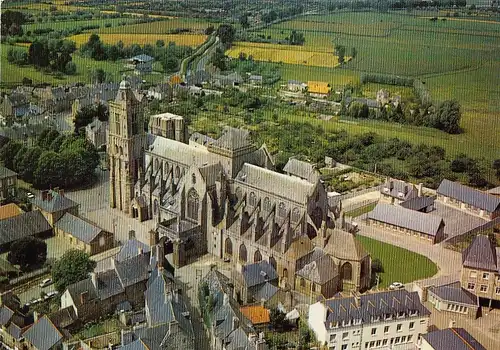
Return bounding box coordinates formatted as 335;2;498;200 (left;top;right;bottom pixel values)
308;290;430;350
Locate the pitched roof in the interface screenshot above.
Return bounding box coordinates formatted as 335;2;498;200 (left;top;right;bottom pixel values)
486;186;500;196
0;306;14;326
428;281;477;306
66;278;98;308
242;261;278;288
116;238;151;262
235;163;315;204
400;196;435;211
324;229;369;261
0;203;23;220
422;328;486;350
6;93;28;107
131;54;154;62
368;203;444;236
283;158;320;183
0;210;52;246
307;81;331;94
324;290;430;325
253;282;279;302
381;179;418;201
23;315;64;350
0;166;17;179
239;305;270;325
189;132;216;146
30;190;79;213
54;213;102;243
210;127;254;152
296;254;337;284
462;235;498;272
437;179;500;213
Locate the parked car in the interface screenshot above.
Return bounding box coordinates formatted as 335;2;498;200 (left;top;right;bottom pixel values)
44;291;58;300
389;282;405;290
39;278;53;288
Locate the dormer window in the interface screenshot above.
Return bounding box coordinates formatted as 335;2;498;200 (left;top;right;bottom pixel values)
397;311;405;318
329;321;339;329
384;313;392;320
383;188;390;193
409;310;418;316
398;192;404;198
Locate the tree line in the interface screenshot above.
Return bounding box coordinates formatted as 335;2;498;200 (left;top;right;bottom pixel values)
0;129;99;189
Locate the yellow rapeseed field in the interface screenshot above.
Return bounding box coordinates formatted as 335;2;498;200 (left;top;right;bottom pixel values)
69;34;207;48
226;42;349;68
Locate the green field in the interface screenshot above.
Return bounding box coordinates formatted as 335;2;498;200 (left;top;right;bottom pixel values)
22;17;137;32
99;18;218;34
0;44;164;85
356;235;438;288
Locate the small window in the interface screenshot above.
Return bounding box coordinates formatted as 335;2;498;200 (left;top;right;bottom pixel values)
409;322;414;330
396;324;402;332
470;270;477;278
384;326;389;334
342;332;348;340
482;272;489;280
371;328;376;336
99;236;105;247
496;287;500;295
467;282;475;290
480;285;488;293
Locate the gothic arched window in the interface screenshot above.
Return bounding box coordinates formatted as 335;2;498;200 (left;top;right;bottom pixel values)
175;166;180;179
341;262;353;281
249;192;257;207
187;189;199;221
292;208;301;222
263;197;271;212
254;250;262;262
239;244;247;263
278;202;287;217
225;238;233;256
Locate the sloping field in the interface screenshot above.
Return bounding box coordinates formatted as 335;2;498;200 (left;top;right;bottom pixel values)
99;18;217;34
23;17;137;32
69;33;207;48
226;42;349;68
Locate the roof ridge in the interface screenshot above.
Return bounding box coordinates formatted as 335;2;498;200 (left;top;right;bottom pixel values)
450;328;475;350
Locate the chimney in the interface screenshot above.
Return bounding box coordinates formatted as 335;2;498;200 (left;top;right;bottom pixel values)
129;230;136;240
404;185;408;195
223;293;229;306
80;291;89;305
418;183;423;197
156;244;164;268
33;311;39;322
90;272;97;288
41;190;49;201
47;191;53;201
232;317;239;331
389;180;394;190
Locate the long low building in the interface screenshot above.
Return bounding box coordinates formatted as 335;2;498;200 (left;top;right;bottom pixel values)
0;210;52;251
427;281;479;319
437;179;500;220
367;203;445;244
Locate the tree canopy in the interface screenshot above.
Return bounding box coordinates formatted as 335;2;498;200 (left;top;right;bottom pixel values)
52;250;96;293
7;237;47;271
217;24;236;48
74;103;109;133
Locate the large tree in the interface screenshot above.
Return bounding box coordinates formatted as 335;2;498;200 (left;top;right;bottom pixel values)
217;24;236;48
431;100;462;134
74;103;109;133
7;237;47;271
52;250;96;293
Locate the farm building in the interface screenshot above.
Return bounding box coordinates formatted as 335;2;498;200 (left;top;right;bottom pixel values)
400;196;435;213
437;179;500;220
307;81;331;95
380;178;420;205
127;54;154;75
30;189;79;226
287;80;307;92
0;93;29;118
367;203;445;244
54;213;114;255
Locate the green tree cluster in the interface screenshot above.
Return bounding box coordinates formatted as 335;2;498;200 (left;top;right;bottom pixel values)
0;130;99;189
52;250;96;293
217;24;236;48
27;38;77;74
7;48;28;65
74;103;109;134
288;30;305;45
7;237;47;271
1;10;26;37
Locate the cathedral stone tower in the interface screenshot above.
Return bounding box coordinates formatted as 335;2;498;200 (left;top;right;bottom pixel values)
108;79;147;215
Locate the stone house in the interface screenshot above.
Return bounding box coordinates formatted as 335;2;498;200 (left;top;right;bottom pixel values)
295;249;338;299
34;87;74;113
60;253;151;322
30;189;79;226
22;315;69;350
147;83;173;101
367;203;445;244
249;75;263;86
54;212;114;255
399;196;435;213
0;166;18;201
127;54;154;75
420;328;486;350
85;118;108;149
427;281;479;319
308;290;430;350
376;89;390;106
0;93;29;118
380;178;420;205
437;179;500;220
212;72;243;88
460;235;500;306
0;291;32;349
287;80;307;92
233;261;279;305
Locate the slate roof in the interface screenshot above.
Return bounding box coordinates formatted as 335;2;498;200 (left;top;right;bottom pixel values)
23;315;64;350
437;179;500;213
54;213;102;243
296;254;337;284
0;166;17;179
211;127;253;152
0;306;14;326
253;282;279;302
131;54;154;63
189;132;216;146
5;93;28;107
462;235;498;272
67;278;98;308
422;328;486;350
428;281;477;306
324;290;430;325
0;210;52;246
116;239;151;262
283;158;320;183
324;229;369;261
7;322;23;340
31;190;79;213
368;203;444;236
345;96;379;108
381;179;418;201
486;186;500;196
242;261;278;288
400;196;435;211
235;163;315;204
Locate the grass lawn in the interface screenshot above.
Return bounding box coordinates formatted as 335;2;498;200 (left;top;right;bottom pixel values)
356;235;438;288
76;318;124;339
345;202;377;218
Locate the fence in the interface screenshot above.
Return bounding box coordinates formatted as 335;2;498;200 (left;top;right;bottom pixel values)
444;217;500;245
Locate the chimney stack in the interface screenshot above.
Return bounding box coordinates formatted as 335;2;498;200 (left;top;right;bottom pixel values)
33;311;39;322
232;317;239;331
47;191;53;201
404;185;408;195
389;180;394;190
418;183;423;197
80;291;89;305
90;272;97;288
41;190;48;201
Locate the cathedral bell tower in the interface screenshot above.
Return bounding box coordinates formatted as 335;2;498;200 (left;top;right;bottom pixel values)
108;78;147;215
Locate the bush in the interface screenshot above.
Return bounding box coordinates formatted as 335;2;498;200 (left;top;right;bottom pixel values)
361;73;414;87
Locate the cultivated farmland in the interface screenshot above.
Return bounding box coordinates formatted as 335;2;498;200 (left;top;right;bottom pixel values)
99;18;218;34
226;42;348;68
69;33;208;48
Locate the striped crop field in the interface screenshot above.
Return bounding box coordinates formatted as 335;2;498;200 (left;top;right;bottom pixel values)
69;33;207;48
226;42;350;68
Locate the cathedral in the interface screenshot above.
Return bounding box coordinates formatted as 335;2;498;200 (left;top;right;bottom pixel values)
107;79;371;296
